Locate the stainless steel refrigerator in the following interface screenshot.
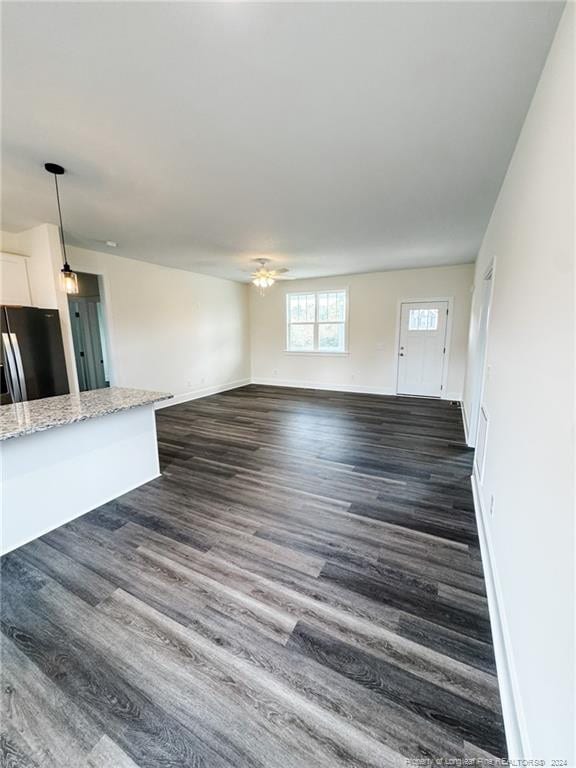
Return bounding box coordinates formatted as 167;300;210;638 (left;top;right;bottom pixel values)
1;306;70;404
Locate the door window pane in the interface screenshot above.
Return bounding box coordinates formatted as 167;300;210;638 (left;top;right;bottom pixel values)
289;323;314;351
408;308;439;331
318;323;345;352
426;309;439;330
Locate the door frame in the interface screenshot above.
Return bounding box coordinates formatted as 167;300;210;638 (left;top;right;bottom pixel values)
467;260;495;448
68;296;108;391
63;268;117;388
393;296;454;398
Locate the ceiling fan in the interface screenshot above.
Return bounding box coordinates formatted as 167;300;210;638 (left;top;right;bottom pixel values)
250;258;290;293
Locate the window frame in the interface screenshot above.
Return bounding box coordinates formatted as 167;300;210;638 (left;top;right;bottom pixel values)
285;288;349;355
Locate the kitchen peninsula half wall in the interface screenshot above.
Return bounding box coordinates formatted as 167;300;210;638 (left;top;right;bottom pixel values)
0;386;171;554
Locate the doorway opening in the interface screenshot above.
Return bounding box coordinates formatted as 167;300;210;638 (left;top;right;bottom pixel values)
396;299;450;397
68;271;111;392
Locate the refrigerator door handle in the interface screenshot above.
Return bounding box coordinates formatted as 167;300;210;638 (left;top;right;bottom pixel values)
9;332;28;402
2;332;22;402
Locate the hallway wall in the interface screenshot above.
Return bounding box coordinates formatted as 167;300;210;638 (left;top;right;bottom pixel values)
462;5;574;761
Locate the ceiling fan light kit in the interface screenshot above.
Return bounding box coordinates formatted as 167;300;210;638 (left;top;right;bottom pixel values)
252;272;276;292
251;258;288;294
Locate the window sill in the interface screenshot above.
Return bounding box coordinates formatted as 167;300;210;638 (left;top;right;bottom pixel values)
283;350;349;357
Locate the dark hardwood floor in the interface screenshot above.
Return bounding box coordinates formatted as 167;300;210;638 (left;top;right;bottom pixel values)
1;384;506;767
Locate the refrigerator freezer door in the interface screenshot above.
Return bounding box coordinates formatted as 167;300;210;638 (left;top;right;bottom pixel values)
3;306;69;401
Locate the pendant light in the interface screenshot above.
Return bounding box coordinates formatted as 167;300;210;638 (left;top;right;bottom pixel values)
45;162;78;295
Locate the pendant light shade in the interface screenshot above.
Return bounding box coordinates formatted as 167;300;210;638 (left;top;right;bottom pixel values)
45;162;79;295
60;266;79;294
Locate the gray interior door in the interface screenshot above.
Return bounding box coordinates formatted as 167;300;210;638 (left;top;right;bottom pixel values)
69;299;108;391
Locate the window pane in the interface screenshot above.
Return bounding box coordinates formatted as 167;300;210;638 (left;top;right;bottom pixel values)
289;295;300;322
289;323;314;351
306;294;315;321
318;323;345;352
318;291;345;322
318;293;328;321
292;296;300;321
289;294;315;322
337;291;346;319
329;293;337;320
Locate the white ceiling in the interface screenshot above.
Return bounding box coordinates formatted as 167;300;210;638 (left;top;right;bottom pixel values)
2;2;563;282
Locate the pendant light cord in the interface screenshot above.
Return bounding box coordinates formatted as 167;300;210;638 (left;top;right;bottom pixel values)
53;173;69;267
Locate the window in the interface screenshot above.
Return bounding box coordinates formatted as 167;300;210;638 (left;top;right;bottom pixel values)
408;308;438;331
286;290;347;353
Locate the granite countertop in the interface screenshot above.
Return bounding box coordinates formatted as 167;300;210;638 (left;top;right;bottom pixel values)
0;387;172;441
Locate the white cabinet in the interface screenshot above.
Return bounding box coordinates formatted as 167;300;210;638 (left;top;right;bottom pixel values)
0;252;32;306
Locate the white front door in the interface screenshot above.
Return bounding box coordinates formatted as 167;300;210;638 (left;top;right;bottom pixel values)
397;301;449;397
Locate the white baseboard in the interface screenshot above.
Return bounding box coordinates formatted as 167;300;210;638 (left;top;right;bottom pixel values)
471;470;528;760
252;377;462;401
155;378;251;409
251;377;396;396
155;377;462;407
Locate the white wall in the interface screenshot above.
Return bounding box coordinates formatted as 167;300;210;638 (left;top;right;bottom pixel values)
1;225;251;402
250;264;473;400
463;5;574;762
67;244;251;403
